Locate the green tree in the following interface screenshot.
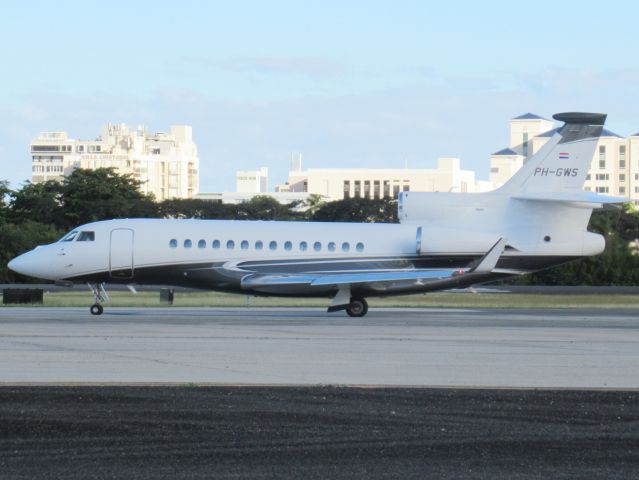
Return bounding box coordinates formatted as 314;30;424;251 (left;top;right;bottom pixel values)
60;168;157;228
0;180;10;222
235;195;302;221
0;221;63;283
8;180;64;227
158;198;236;219
311;197;397;223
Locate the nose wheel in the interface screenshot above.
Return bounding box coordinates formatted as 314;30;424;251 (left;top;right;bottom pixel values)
90;304;104;315
346;297;368;317
88;282;109;315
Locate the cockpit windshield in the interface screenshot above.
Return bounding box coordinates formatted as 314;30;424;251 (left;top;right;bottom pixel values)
60;231;79;242
77;231;95;242
59;230;95;242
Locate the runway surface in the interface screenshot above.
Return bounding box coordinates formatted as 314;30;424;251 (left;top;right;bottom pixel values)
1;307;639;387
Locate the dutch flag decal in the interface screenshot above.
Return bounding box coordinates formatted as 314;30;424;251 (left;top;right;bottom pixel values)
559;152;569;160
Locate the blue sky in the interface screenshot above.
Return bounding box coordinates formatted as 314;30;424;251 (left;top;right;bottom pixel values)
2;0;639;191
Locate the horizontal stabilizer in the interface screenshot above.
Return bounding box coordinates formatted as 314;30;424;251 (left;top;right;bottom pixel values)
513;192;629;205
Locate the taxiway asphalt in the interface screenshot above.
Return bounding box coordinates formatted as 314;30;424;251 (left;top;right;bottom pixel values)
1;307;638;388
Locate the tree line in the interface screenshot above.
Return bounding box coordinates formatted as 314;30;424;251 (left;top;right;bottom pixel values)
1;167;639;284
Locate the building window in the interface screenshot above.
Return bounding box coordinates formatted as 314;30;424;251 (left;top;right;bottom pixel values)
354;180;361;198
383;180;390;198
226;240;235;249
341;242;350;252
241;240;249;250
364;181;371;199
586;174;591;180
596;186;609;193
595;174;609;181
599;145;606;169
620;186;626;194
299;241;308;251
284;241;292;251
356;242;364;252
522;132;529;157
393;185;400;197
198;239;206;249
313;241;321;251
184;239;192;249
255;240;263;250
212;240;220;249
403;184;410;192
373;180;380;199
343;180;350;199
269;241;277;250
328;242;336;252
620;174;626;182
169;239;178;249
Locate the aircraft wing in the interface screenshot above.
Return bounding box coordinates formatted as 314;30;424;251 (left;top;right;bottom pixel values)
241;268;462;289
240;238;507;294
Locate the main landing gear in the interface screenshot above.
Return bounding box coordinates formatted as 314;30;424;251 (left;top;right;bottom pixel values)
346;297;368;317
88;282;109;316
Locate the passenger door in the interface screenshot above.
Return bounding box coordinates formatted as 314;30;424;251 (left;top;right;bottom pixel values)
110;228;134;279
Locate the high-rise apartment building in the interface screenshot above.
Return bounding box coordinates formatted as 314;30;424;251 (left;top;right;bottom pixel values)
30;124;199;200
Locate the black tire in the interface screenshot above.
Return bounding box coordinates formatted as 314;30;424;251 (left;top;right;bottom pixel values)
346;298;368;317
90;304;104;316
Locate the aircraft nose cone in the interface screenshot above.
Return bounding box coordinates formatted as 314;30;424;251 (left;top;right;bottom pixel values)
7;251;46;279
7;255;25;274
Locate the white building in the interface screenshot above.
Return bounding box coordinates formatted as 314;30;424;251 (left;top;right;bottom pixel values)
491;113;639;205
275;157;493;201
236;167;268;193
31;124;199;200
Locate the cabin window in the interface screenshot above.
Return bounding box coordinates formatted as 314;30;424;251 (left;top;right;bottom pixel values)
212;240;220;249
226;240;235;249
198;239;206;249
255;240;263;250
284;241;292;251
341;242;350;252
169;239;178;248
328;242;336;252
269;241;277;250
313;241;321;251
356;242;364;252
184;239;192;249
60;231;79;242
241;240;249;250
299;241;308;251
77;231;95;242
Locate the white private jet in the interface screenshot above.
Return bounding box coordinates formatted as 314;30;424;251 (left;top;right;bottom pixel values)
8;112;625;316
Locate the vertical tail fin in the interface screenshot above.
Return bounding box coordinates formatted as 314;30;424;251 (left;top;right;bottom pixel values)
497;112;606;195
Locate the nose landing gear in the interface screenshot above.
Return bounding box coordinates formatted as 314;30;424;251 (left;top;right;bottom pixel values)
90;303;104;315
88;282;109;315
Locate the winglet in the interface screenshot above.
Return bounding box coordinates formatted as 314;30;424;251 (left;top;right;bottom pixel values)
471;238;506;274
